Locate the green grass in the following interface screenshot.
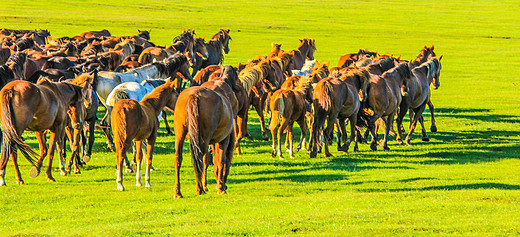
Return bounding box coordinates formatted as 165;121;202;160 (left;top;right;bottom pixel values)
1;0;520;235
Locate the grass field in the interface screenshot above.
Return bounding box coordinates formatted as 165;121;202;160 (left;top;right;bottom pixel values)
1;0;520;235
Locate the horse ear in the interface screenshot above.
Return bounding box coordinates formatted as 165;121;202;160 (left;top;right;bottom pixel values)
226;29;230;33
431;45;435;50
325;61;330;67
299;39;303;43
439;55;443;61
138;29;140;32
396;55;401;61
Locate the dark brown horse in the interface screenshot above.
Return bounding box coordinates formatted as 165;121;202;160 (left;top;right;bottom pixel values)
189;37;209;77
173;86;234;198
0;79;86;185
112;78;179;191
79;29;111;38
397;57;442;145
200;29;231;68
363;62;413;151
410;45;438;133
309;77;350;158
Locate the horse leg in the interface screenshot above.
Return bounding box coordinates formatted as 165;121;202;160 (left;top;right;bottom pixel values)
368;115;382;151
134;141;143;187
214;135;232;195
287;122;295;158
32;131;48;178
83;120;96;163
11;148;24;185
144;135;156;188
380;116;394;151
396;103;409;145
64;126;74;175
277;118;288;160
419;115;430;142
350;116;359;152
337;118;349;152
202;149;212;192
234;113;245;155
45;130;62;182
323;116;336;157
0;141;13;185
428;100;437;132
296;118;307;151
174;130;187;199
125;142;136;173
258;96;269;141
101;110;115;151
162;111;174;136
405;105;426;146
270;119;278;158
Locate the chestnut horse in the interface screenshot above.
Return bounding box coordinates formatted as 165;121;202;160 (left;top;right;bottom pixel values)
112;78;179;191
269;76;312;159
0;79;87;185
173;86;234;198
287;38;316;75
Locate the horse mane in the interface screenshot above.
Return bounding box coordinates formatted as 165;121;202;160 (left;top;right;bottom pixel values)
376;57;398;72
278;51;294;70
294;75;313;93
207;40;224;64
238;62;266;95
112;88;130;101
383;62;412;82
141;79;175;108
164;53;188;76
220;66;240;92
6;51;27;65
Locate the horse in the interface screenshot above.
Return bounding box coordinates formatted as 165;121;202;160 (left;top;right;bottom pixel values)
268;43;283;59
0;65;15;88
0;46;12;65
60;73;97;174
137;47;174;64
112;78;179;191
79;29;111;38
269;76;313;159
366;57;399;76
287;38;316;75
0;79;88;185
173;86;234;198
105;79;173;163
397;57;442;145
168;30;195;61
192;65;222;86
207;66;249;155
363;62;413;151
239;60;271;140
96;53;191;108
309;77;350;158
190;37;210;77
137;29;151;41
6;52;27;80
200;29;231;68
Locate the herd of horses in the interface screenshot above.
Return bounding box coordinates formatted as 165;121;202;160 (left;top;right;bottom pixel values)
0;28;442;198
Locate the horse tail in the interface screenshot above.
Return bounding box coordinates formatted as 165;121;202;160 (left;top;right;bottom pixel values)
138;52;150;64
316;81;332;111
269;94;284;131
111;102;136;151
0;90;38;168
187;95;204;175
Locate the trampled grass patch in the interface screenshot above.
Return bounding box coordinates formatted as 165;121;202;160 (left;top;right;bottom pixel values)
1;0;520;235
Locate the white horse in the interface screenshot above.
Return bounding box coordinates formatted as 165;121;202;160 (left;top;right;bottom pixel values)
291;59;316;76
105;79;174;172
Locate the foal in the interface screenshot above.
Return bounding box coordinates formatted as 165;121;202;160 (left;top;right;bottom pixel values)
111;78;178;191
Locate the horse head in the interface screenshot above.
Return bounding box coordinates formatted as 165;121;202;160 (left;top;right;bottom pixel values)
219;29;231;54
431;56;442;89
194;37;208;59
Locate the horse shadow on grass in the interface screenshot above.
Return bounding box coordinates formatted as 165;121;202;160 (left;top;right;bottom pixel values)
361;182;520;192
435;107;520;124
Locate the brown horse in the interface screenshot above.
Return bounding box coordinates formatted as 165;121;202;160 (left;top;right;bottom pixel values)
192;65;222;86
269;76;312;159
309;77;350;158
173;86;234;198
137;47;174;64
79;29;111;38
268;43;283;58
112;78;179;191
397;57;442;145
190;37;210;77
363;62;413;151
366;57;399;76
0;79;86;185
287;38;316;74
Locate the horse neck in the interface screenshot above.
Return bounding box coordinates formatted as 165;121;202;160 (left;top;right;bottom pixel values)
297;42;310;58
140;87;174;116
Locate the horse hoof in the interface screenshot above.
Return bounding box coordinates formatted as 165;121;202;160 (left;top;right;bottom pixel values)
47;177;56;182
136;182;142;187
271;151;276;158
422;137;430;142
74;170;81;174
218;190;227;195
16;180;24;185
125;168;134;173
30;167;41;177
145;182;151;188
325;152;333;158
278;155;285;160
397;139;403;145
82;155;91;163
262;136;269;141
117;185;125;191
60;170;67;176
370;142;377;151
383;146;390;151
174;194;183;199
430;125;437;133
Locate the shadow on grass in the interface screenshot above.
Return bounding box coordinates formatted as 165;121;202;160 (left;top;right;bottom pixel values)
362;182;520;192
434;107;519;123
